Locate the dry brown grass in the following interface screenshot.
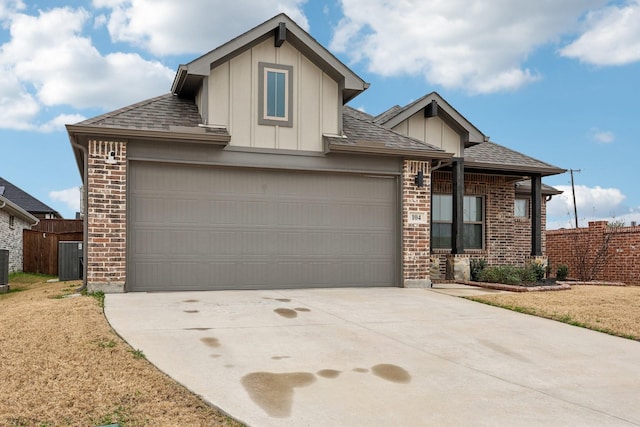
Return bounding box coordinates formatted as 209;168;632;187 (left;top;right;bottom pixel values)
0;275;243;427
470;285;640;340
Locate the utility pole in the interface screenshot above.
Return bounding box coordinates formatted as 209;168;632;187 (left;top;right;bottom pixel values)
569;169;581;228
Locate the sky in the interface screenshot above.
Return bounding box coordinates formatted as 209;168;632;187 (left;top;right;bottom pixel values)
1;0;639;229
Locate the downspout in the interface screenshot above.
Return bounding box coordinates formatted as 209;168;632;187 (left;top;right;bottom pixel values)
70;137;89;292
0;200;5;209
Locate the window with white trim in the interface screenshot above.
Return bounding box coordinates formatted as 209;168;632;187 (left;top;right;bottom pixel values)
514;198;529;218
432;194;484;249
258;62;293;127
9;215;15;229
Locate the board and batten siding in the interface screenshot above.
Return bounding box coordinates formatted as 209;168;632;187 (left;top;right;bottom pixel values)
208;38;339;151
392;114;462;156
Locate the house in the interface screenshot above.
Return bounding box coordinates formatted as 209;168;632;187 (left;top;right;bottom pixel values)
67;14;564;293
0;177;62;219
0;194;39;273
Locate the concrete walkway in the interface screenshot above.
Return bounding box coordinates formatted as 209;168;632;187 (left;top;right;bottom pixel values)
106;287;640;426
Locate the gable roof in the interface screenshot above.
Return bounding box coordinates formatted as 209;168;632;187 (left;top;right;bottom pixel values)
464;141;565;176
324;107;451;159
0;177;59;218
172;13;368;103
375;92;486;147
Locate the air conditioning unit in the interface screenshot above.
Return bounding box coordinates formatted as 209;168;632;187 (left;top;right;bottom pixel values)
0;249;8;286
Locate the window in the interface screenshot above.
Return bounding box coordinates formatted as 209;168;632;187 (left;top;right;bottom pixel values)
258;62;293;127
514;198;529;218
432;194;484;249
9;215;15;229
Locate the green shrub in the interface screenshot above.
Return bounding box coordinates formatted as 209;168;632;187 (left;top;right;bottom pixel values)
557;264;569;281
479;265;542;285
479;265;521;285
527;263;546;282
470;258;487;281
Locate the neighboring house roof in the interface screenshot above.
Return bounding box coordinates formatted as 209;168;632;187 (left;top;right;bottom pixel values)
325;107;451;159
0;194;39;226
464;141;565;177
0;177;60;218
374;92;487;147
172;13;368;103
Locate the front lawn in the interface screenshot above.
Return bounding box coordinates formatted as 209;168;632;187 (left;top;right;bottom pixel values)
469;285;640;340
0;274;242;426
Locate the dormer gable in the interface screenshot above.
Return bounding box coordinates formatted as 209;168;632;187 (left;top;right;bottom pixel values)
375;92;487;157
172;13;368;152
172;13;368;103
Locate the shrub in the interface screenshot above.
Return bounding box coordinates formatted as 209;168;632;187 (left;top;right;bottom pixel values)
557;264;569;281
470;258;487;281
478;265;546;285
479;265;527;285
528;263;546;282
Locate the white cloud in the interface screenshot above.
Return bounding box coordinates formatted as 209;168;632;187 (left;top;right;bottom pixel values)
0;6;173;131
590;128;615;144
0;0;23;20
331;0;606;93
546;184;627;228
38;114;87;133
93;0;309;56
49;186;81;213
560;0;640;66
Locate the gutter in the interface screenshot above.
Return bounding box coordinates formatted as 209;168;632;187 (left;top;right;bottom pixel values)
0;195;39;226
69;136;89;293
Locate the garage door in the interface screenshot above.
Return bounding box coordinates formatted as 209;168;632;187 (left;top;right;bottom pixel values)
128;162;398;291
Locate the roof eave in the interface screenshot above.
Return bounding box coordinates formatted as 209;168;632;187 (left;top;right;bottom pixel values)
325;139;453;160
66;124;231;146
0;195;39;226
464;161;566;177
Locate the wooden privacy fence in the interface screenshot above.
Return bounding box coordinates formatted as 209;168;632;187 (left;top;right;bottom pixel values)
23;220;83;276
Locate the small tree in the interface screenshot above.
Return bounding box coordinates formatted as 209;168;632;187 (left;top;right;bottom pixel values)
571;230;611;281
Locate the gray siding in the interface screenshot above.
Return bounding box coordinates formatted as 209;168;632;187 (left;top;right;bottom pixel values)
128;161;398;291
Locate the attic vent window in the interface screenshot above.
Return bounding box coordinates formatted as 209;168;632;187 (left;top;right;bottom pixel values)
258;62;293;127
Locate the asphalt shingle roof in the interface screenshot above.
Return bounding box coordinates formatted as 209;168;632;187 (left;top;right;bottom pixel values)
464;141;564;174
0;177;60;216
325;106;448;156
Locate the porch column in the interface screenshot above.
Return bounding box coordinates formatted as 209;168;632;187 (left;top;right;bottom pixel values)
531;174;542;256
451;157;464;254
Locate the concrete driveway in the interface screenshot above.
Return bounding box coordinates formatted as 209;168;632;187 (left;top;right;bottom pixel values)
105;287;640;426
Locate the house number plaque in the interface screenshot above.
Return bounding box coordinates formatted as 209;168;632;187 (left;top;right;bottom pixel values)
408;212;426;224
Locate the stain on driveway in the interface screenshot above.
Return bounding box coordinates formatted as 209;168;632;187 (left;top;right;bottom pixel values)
106;288;640;426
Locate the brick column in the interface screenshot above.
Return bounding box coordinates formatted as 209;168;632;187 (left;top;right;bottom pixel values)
402;159;431;287
86;140;127;293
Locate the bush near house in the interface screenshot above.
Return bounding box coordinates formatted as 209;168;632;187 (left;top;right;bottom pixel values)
478;265;543;286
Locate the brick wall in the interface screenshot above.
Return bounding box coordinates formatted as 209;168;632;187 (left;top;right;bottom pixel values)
0;210;31;272
402;160;431;285
86;140;127;291
432;171;548;275
546;221;640;284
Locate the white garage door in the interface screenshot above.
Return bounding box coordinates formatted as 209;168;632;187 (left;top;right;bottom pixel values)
128;162;398;291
